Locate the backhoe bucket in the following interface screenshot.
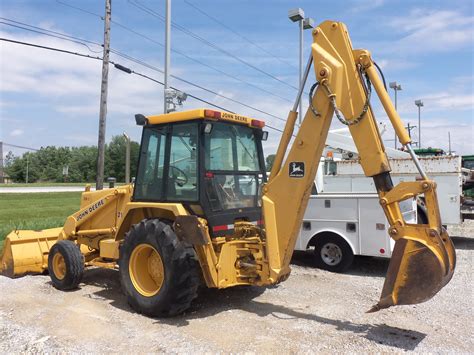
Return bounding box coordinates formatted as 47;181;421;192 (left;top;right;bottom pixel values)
369;228;456;312
0;228;61;277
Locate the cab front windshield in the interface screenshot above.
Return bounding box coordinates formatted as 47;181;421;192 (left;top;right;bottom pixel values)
204;122;262;211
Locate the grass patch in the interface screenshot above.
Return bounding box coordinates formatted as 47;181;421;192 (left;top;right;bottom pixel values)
0;192;81;251
0;182;94;188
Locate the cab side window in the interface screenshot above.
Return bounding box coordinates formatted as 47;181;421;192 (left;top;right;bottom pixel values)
134;127;166;200
166;123;199;201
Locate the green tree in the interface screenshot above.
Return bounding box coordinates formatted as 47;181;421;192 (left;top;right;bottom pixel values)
265;154;276;172
105;135;140;182
4;137;139;183
68;146;98;182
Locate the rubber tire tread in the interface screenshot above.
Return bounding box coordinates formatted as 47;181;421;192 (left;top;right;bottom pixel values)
313;234;354;273
119;219;200;317
48;240;84;290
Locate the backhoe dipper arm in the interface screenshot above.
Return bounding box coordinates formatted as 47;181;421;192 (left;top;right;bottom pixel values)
262;21;455;311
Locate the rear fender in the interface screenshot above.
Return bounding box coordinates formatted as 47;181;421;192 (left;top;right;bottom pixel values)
307;230;357;256
114;202;189;242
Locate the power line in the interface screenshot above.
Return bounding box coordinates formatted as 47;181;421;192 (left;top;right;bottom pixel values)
0;22;286;122
130;71;233;113
183;0;297;71
3;142;39;151
0;18;103;52
0;37;285;134
0;37;103;61
3;15;291;122
55;0;103;18
53;2;292;103
108;49;289;124
129;0;301;92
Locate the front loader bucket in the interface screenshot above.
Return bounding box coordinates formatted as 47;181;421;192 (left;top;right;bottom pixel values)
369;227;456;312
0;228;62;277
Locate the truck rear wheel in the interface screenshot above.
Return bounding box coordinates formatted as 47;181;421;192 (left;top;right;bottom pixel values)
119;219;200;317
313;234;354;272
48;240;84;290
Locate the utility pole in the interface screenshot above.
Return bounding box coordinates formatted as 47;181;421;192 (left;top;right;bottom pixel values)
96;0;112;190
164;0;171;114
405;122;417;142
123;133;130;184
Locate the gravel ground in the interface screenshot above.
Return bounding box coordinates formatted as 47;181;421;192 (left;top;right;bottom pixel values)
1;230;472;353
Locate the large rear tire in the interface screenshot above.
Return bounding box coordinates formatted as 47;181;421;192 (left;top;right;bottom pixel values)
119;219;200;317
48;240;84;290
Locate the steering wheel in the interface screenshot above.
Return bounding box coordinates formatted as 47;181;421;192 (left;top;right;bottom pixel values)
169;166;189;187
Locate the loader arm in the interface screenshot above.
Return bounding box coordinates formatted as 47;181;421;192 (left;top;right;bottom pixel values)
262;20;455;310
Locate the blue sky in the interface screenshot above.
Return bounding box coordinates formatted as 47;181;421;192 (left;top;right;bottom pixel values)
0;0;473;158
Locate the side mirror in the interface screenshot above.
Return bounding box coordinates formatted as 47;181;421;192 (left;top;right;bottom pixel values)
203;123;213;134
261;131;269;141
135;114;148;126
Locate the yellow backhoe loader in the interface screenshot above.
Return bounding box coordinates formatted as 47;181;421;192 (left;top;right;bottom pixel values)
1;21;455;317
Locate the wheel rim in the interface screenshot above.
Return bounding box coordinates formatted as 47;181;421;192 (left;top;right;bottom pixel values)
129;244;164;297
321;242;343;266
52;252;66;280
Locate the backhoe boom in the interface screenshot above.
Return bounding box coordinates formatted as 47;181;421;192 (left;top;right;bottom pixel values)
262;20;455;310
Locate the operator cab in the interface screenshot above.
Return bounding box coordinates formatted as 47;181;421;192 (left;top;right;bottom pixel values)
133;109;268;237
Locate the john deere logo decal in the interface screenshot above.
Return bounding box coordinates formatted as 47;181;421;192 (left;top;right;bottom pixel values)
289;162;305;178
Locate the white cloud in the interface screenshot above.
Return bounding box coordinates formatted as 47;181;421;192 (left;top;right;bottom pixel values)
386;9;474;53
10;129;24;136
376;114;473;155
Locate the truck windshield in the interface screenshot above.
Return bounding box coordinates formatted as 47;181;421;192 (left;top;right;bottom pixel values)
204;122;262;211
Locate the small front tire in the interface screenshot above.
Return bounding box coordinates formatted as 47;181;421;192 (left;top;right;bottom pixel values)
48;240;84;290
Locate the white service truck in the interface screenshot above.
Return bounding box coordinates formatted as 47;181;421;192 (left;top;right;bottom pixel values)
295;191;416;272
322;155;465;226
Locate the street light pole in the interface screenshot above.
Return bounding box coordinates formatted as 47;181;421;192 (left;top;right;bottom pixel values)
299;17;303;119
164;0;171;114
389;81;402;149
288;8;314;124
415;99;424;148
